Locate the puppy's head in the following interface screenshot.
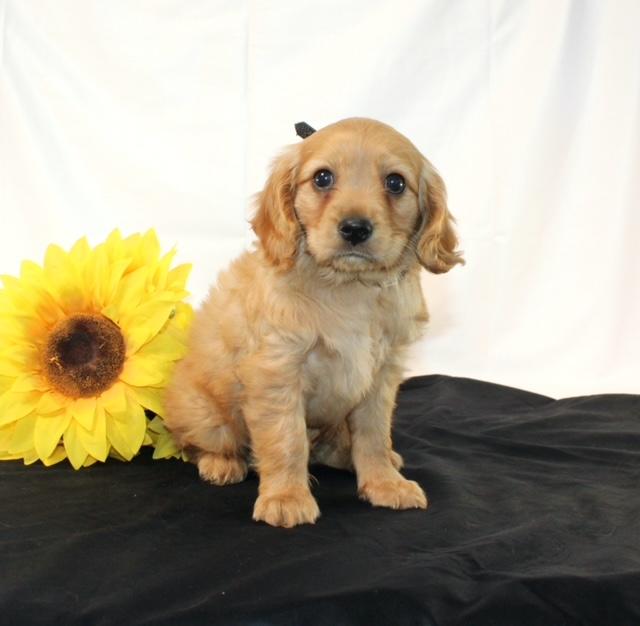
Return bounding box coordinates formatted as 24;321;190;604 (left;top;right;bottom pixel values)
251;118;464;277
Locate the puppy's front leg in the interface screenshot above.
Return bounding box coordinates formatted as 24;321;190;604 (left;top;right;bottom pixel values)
349;361;427;510
241;354;319;528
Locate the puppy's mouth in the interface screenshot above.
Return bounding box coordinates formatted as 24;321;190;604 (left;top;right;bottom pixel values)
326;250;399;279
329;250;382;272
334;251;377;263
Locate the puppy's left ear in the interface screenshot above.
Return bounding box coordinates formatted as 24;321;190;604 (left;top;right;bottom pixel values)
251;146;300;270
416;159;465;273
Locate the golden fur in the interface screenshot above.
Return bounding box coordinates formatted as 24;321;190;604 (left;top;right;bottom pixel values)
164;118;463;527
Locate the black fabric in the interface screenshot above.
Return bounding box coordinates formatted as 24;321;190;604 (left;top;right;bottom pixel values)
2;375;639;626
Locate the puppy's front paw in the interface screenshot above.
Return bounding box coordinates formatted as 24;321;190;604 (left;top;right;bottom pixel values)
253;488;320;528
359;477;428;510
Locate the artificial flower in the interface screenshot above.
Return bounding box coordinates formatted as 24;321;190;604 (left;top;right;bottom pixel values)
0;229;192;468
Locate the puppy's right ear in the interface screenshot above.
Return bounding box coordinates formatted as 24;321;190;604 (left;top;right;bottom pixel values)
251;146;299;270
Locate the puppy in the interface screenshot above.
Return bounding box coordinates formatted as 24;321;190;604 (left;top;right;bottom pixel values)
165;118;463;527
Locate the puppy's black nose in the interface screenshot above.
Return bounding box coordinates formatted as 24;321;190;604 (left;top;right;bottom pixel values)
338;218;373;246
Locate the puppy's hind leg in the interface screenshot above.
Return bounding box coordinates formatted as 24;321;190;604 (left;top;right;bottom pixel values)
309;423;403;472
164;371;249;486
183;416;249;486
309;423;353;471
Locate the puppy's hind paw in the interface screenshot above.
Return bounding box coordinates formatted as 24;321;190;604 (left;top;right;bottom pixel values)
198;453;247;486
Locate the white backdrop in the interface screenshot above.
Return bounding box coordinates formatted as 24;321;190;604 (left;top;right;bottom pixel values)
1;0;638;398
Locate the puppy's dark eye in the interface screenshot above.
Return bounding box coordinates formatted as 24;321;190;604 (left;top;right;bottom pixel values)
313;169;334;189
385;173;406;195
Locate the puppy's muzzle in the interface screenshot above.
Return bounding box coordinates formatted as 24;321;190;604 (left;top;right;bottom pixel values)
338;218;373;246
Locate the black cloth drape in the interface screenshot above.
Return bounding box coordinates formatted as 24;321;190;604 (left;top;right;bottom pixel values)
2;375;639;625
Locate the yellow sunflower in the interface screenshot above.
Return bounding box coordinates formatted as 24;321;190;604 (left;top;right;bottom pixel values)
0;229;192;468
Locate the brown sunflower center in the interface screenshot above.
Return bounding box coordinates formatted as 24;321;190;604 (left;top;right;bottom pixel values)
43;313;126;398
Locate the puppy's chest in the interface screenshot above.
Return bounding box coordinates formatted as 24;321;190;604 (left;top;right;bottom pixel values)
302;310;389;426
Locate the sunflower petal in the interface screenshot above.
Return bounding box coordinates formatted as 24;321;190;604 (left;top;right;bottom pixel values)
0;392;39;427
0;315;31;342
0;451;23;460
152;437;180;460
122;233;142;267
99;382;127;414
8;413;37;454
71;396;97;430
108;448;127;463
0;346;39;376
42;446;67;467
105;258;132;304
0;423;16;451
105;412;134;460
85;244;110;308
120;356;165;387
105;229;124;261
63;420;89;470
0;375;13;396
139;230;161;271
135;331;186;363
19;259;45;283
150;418;180;460
1;277;40;315
44;244;87;312
35;303;64;329
172;302;195;332
0;356;28;378
23;449;41;465
166;263;192;291
76;406;109;462
44;243;71;269
37;391;70;415
11;374;48;393
69;237;90;265
153;248;177;290
104;265;148;321
121;301;175;355
113;393;147;456
131;386;166;417
34;411;71;460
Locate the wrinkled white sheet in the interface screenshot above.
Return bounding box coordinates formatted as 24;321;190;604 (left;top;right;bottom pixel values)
1;0;638;397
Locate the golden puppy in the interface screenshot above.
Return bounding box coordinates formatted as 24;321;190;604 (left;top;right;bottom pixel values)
165;118;463;527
